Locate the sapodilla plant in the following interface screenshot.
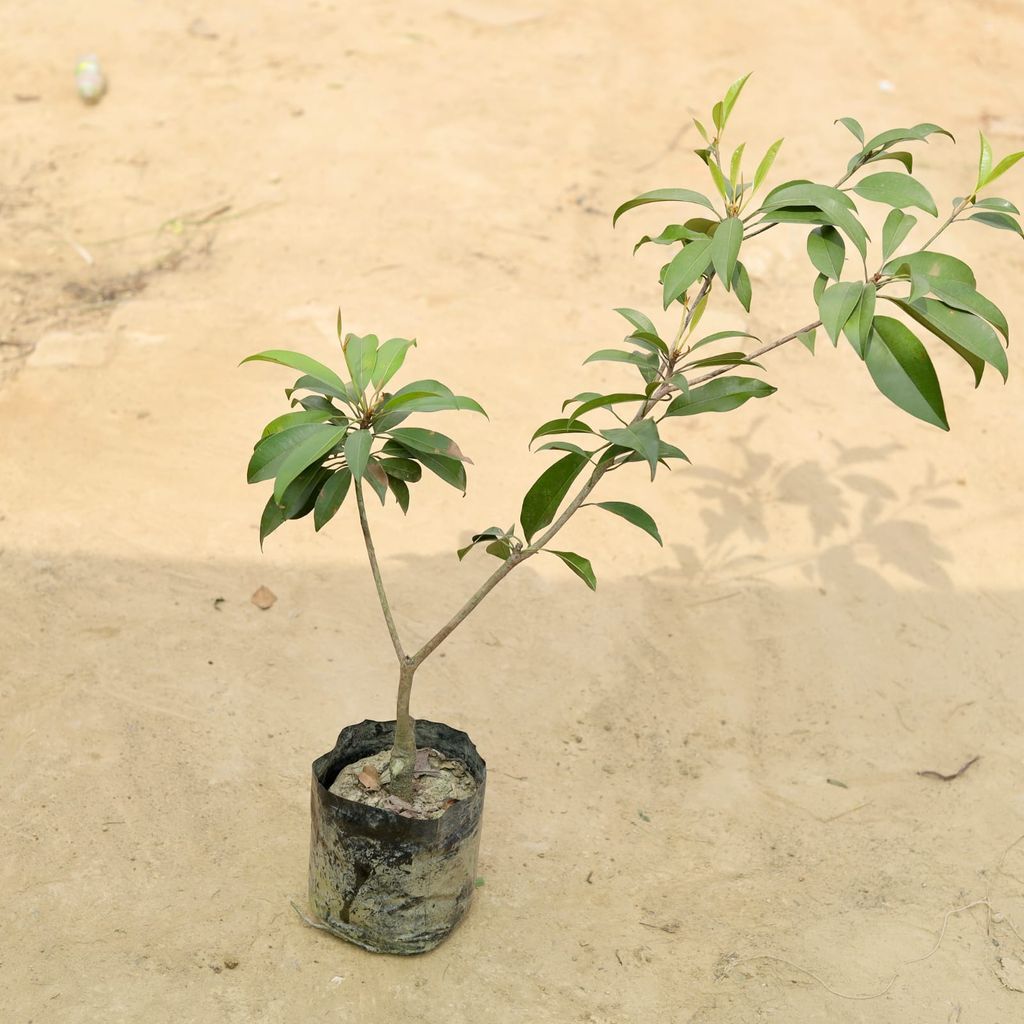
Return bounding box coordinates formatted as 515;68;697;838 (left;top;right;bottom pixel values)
245;75;1022;804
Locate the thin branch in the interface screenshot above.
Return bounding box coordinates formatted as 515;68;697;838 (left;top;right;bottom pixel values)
354;481;406;662
919;198;970;252
410;314;813;667
409;467;608;667
688;320;821;386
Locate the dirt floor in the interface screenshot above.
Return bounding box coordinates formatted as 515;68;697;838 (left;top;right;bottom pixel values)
3;1;1024;1021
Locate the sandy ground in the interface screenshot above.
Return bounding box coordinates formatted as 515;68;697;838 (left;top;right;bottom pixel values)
3;1;1024;1021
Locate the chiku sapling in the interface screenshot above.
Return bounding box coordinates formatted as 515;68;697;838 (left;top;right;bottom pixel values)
244;76;1022;803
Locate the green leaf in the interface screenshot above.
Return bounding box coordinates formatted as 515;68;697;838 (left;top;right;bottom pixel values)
633;223;711;253
414;451;467;492
314;469;352;531
763;179;856;209
707;159;730;201
711;218;743;291
664;376;776;417
286;373;352;404
689;329;760;352
817;281;864;345
721;73;751;128
530;418;597;445
928;280;1009;342
974;196;1020;214
614;308;658;335
797;328;816;354
371;337;416;389
342;334;378;394
260;407;336;439
812;272;828;306
382;392;488;417
967;211;1024;238
294;393;341;413
612;188;716;226
364;460;389;504
259;495;287;548
626;331;670;357
907;273;931;303
388;427;470;461
457;527;505;561
485;539;513;560
379;457;423;482
881;209;917;260
583;349;659;371
842;283;876;358
260;465;329;548
384;441;468;493
693;118;710;143
388;476;410;514
860;123;954;155
732;262;752;311
890;297;1008;383
835;117;864;144
752;138;784;193
248;423;328;484
590;501;662;545
567;393;646;424
272;425;348;502
343;429;372;481
806;226;845;280
729;143;745;187
562;391;602;412
864;150;914;173
683;351;764;371
520;453;588;543
866;316;948;430
760;183;868;257
242;349;347;394
547;550;597;591
656;440;689;462
851;172;938;216
387;378;453;400
881;250;976;287
535;440;598;458
599;419;661;480
662;237;713;307
981;149;1024;187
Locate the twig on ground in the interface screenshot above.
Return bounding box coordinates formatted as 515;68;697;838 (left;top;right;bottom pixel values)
917;756;980;782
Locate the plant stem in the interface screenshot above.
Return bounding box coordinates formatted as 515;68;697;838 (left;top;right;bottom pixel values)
919;198;970;252
390;660;417;800
689;320;821;386
355;481;406;662
355;481;420;794
409;466;608;668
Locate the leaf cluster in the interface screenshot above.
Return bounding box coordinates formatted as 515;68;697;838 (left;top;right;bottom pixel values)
243;324;485;546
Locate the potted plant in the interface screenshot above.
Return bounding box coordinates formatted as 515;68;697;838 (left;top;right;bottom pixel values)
244;77;1022;955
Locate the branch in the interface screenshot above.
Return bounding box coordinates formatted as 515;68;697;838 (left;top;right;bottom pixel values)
689;319;821;386
409;466;607;667
355;481;406;663
411;312;820;668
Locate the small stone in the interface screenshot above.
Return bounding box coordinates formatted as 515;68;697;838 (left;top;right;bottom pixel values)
251;586;276;610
